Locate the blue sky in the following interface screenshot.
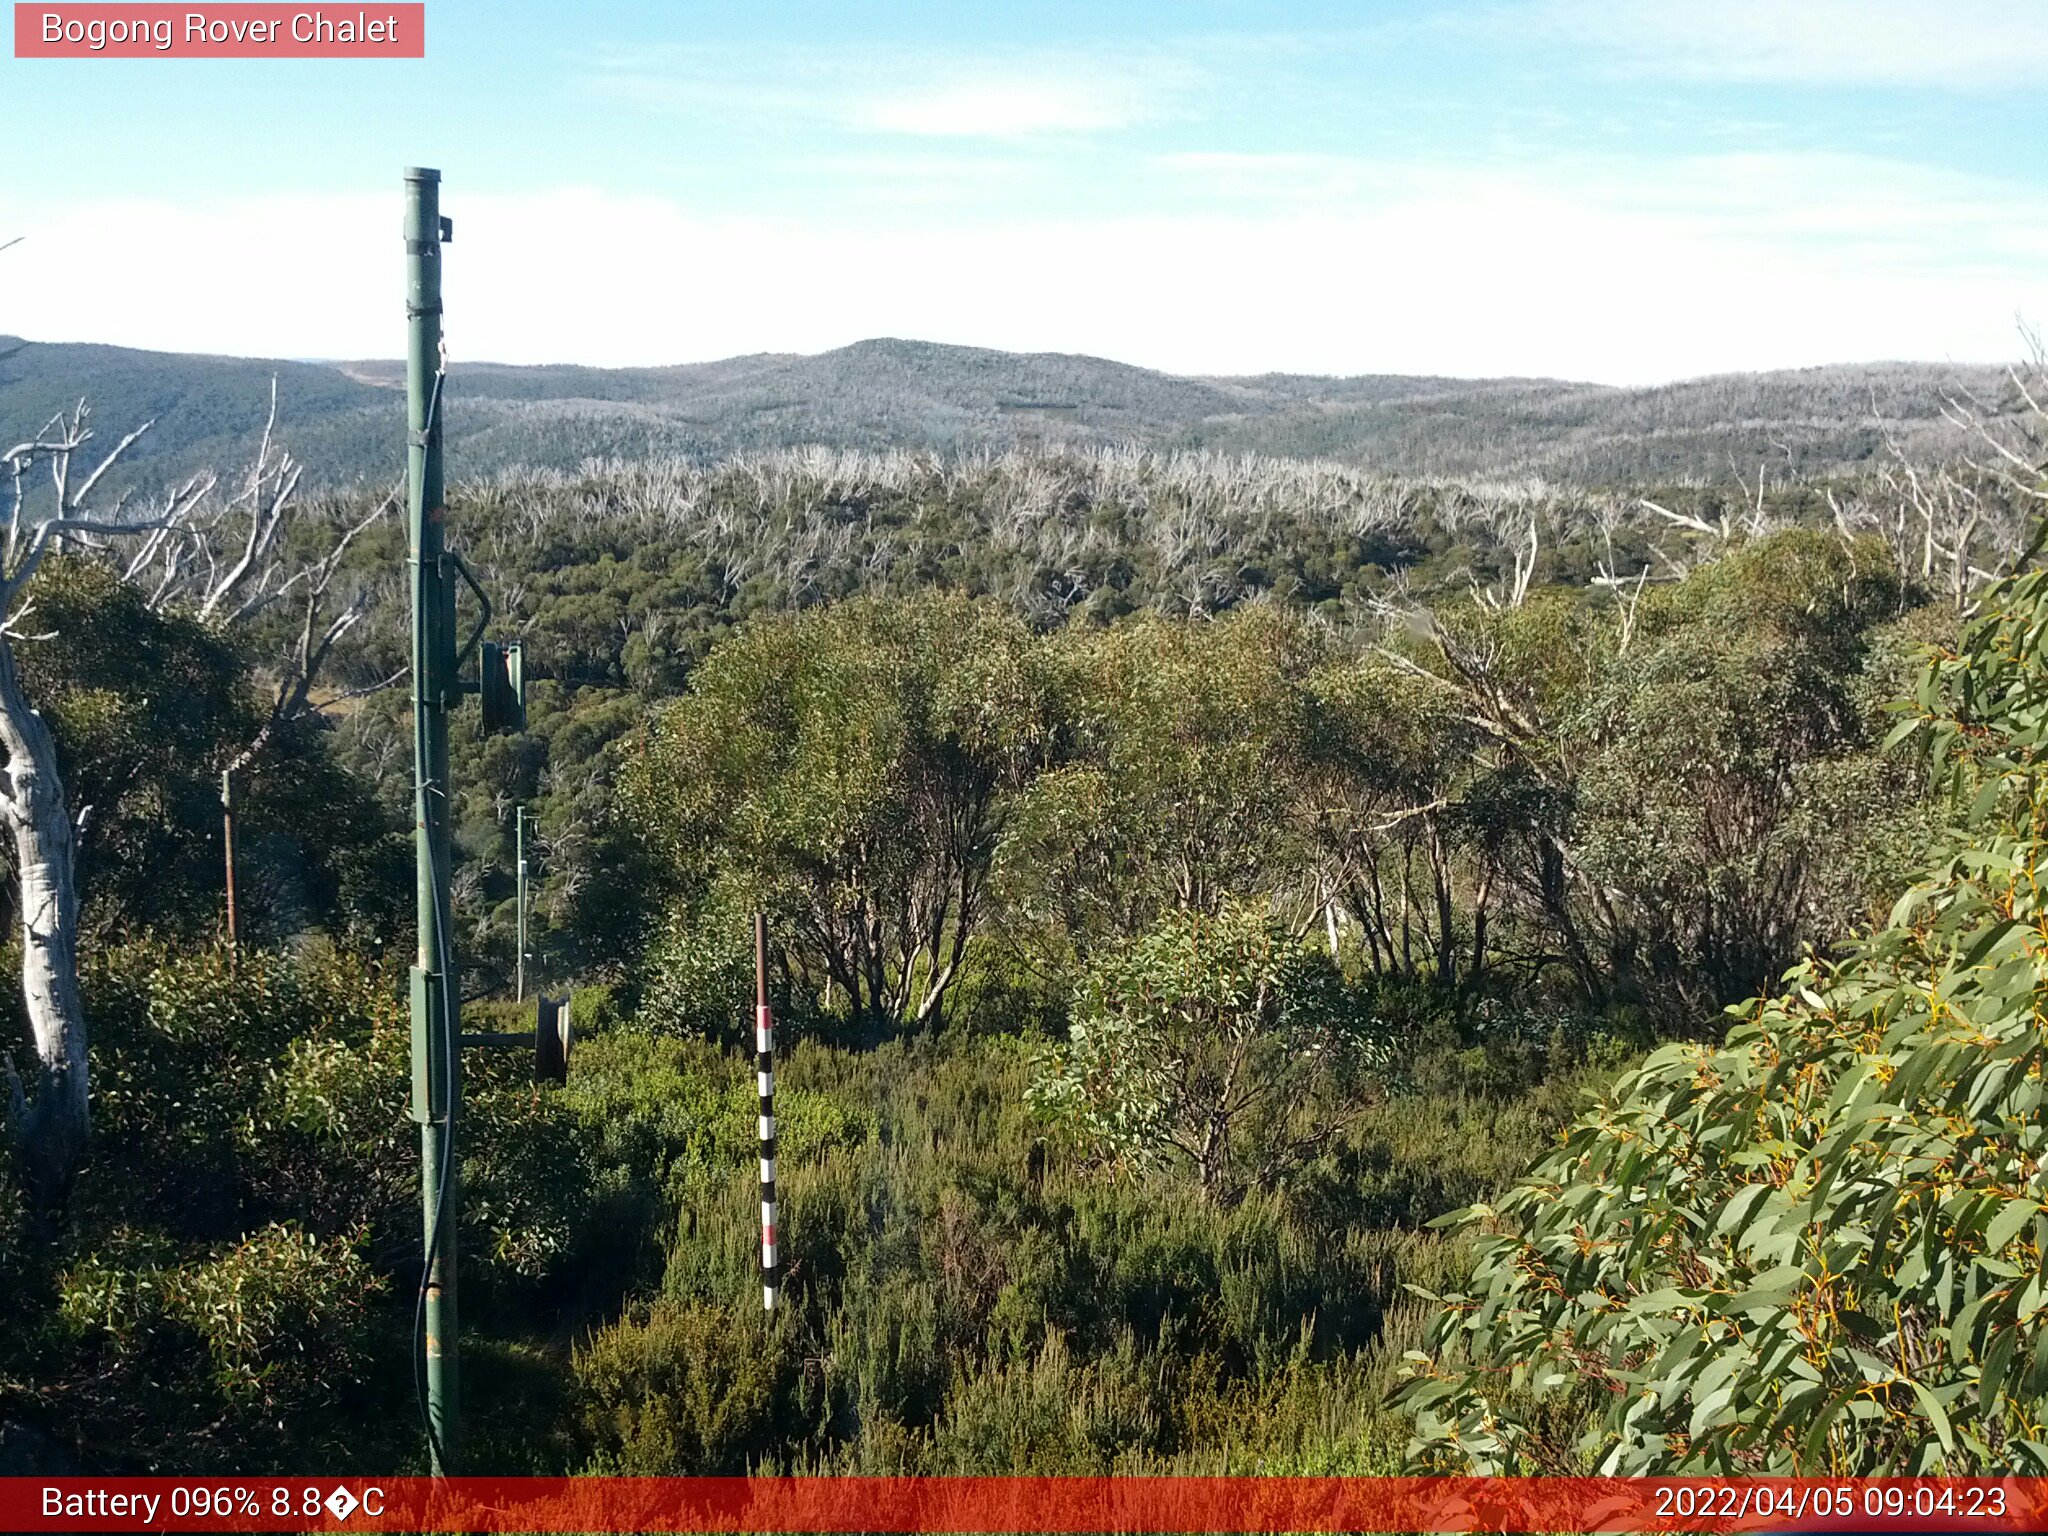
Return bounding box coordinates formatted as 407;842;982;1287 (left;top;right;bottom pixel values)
5;0;2046;382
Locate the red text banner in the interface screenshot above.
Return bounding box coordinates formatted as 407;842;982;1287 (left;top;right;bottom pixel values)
1;1476;2045;1533
14;5;424;57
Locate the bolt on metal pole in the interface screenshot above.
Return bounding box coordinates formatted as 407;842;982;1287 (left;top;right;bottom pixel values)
404;165;459;1475
515;807;527;1003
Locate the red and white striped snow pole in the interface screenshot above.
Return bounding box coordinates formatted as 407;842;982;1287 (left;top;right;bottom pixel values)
755;913;778;1311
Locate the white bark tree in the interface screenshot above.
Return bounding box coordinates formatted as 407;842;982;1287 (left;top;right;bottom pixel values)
1;393;392;1206
0;403;196;1203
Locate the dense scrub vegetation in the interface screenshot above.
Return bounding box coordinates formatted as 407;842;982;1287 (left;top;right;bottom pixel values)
325;441;2026;1003
3;399;2043;1474
1404;541;2048;1474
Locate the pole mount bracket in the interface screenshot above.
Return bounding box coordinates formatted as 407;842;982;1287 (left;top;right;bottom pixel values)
446;549;494;672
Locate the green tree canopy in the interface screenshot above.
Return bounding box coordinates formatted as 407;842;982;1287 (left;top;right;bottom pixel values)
618;594;1057;1036
998;606;1326;967
1028;899;1390;1202
1399;535;2048;1474
14;557;402;946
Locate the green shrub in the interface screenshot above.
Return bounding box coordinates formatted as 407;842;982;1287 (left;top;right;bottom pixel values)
52;1223;382;1461
637;896;754;1043
12;939;605;1471
568;1033;874;1194
930;1328;1165;1473
576;1299;812;1472
1028;901;1393;1200
157;1225;381;1401
80;941;411;1236
569;1024;1560;1476
460;1071;598;1291
570;980;624;1037
1399;542;2048;1474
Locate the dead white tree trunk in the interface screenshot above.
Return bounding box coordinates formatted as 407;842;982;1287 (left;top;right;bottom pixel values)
0;385;385;1206
0;633;83;1206
0;403;187;1204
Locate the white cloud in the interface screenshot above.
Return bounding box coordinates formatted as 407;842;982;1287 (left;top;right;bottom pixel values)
1152;149;2048;269
850;80;1146;138
3;157;2042;387
576;43;1193;139
1502;0;2048;88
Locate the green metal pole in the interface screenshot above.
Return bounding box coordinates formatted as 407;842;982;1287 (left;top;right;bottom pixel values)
515;807;527;1004
404;165;459;1475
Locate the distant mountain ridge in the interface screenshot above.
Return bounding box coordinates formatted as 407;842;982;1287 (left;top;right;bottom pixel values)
0;334;2005;490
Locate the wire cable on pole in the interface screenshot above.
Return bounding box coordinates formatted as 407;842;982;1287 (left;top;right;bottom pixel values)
412;836;457;1472
409;360;456;1474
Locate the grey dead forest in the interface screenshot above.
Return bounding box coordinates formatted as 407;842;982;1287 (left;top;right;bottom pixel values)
0;333;2014;492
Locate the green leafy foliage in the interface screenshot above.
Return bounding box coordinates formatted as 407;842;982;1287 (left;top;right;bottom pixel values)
1029;901;1391;1199
308;444;1962;1023
567;1028;1578;1475
1000;608;1324;961
57;1223;380;1405
1561;535;1925;1010
6;392;2017;1481
7;945;409;1468
620;595;1058;1036
1399;541;2048;1473
14;557;403;945
4;942;599;1470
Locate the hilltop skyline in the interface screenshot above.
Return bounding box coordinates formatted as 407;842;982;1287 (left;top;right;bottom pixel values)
4;0;2045;384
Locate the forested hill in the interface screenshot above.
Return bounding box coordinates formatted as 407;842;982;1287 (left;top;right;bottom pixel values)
0;333;2004;490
